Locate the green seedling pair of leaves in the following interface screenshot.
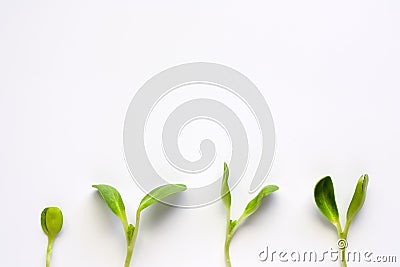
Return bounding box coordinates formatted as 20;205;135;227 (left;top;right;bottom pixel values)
221;163;279;267
41;207;63;267
92;183;187;267
314;175;369;267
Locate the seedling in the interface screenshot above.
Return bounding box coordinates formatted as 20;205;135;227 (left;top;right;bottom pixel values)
221;163;279;267
92;183;187;267
314;175;369;267
41;207;63;267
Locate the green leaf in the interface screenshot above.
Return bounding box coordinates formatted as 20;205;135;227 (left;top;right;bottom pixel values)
92;184;128;228
137;184;187;213
314;176;341;229
221;162;231;211
346;174;369;227
240;185;279;220
41;207;63;238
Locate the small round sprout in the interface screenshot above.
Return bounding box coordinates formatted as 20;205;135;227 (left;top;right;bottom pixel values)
41;207;63;267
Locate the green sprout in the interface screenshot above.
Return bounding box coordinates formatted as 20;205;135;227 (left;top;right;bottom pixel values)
92;183;187;267
314;175;369;267
41;207;63;267
221;163;279;267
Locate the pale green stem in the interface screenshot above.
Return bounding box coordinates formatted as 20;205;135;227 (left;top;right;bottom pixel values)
124;212;141;267
339;232;348;267
336;223;348;267
46;236;54;267
124;242;134;267
224;212;247;267
224;235;232;267
224;209;232;267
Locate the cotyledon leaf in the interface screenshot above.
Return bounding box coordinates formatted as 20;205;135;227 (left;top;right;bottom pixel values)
221;162;231;211
137;184;187;213
92;184;128;227
240;185;279;220
314;176;341;229
346;174;369;227
41;207;63;238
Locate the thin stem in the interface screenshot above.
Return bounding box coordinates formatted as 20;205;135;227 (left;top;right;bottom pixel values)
340;249;348;267
132;212;141;257
124;243;134;267
46;237;54;267
124;212;141;267
224;213;247;267
339;232;348;267
224;235;232;267
334;223;348;267
341;223;350;267
224;209;232;267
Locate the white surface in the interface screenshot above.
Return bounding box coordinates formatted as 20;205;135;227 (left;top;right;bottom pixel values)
1;1;399;266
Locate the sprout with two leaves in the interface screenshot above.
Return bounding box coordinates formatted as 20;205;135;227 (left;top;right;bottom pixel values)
92;183;186;267
41;207;63;267
314;175;369;267
221;163;279;267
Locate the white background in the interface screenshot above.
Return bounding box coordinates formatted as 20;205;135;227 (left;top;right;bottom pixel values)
1;1;400;266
